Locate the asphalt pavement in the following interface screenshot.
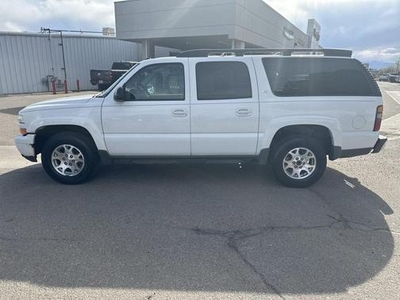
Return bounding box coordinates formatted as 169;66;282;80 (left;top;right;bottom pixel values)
0;84;400;299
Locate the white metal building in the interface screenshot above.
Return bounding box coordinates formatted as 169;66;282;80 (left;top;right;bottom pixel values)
0;32;140;95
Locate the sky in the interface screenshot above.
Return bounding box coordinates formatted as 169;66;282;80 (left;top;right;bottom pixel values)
0;0;399;66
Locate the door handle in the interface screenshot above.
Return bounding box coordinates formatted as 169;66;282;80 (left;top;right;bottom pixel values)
236;108;252;117
172;109;187;117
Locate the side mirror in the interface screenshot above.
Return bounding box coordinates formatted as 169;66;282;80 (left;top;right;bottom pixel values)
114;87;126;102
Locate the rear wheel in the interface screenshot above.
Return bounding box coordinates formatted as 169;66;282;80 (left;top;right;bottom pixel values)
41;132;99;184
270;136;327;188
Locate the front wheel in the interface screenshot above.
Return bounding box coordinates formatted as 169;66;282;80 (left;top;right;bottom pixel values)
41;133;99;184
270;137;327;188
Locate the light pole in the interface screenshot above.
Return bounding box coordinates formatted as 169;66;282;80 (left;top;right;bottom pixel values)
41;27;67;92
40;27;103;93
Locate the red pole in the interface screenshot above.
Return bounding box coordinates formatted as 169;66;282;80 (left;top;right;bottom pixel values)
76;80;80;92
64;80;68;94
52;80;56;95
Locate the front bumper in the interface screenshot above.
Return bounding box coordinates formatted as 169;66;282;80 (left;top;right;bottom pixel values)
372;135;387;153
14;134;37;162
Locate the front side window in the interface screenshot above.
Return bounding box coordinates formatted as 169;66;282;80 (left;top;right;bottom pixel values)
196;61;252;100
124;63;185;101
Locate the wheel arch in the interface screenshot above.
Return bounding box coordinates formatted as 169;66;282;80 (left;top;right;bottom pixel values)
259;124;336;164
34;125;98;155
272;125;333;152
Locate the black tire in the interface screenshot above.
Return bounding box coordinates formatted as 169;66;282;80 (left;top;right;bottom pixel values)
41;132;99;184
270;136;327;188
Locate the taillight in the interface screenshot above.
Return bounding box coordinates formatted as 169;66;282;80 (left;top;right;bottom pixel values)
373;105;383;131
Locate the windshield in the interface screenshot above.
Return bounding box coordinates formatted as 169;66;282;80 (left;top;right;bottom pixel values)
93;62;140;98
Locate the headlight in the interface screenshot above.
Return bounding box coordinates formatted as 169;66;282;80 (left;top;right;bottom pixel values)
17;114;25;124
17;114;27;135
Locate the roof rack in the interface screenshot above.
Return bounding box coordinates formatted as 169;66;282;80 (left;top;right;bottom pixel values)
176;48;352;58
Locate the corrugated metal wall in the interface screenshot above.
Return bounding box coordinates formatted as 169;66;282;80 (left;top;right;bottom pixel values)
0;32;140;94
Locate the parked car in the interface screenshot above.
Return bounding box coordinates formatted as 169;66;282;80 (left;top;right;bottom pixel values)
379;73;390;81
90;61;137;91
388;74;400;83
15;48;386;188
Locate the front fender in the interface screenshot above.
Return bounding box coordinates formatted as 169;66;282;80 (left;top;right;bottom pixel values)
25;107;106;151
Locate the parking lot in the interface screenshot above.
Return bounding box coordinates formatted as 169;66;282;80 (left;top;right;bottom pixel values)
1;83;400;299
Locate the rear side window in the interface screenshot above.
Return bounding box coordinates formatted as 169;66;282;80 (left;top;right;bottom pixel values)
196;61;252;100
262;57;381;97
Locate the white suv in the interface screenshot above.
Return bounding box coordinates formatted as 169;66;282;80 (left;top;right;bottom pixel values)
15;48;387;187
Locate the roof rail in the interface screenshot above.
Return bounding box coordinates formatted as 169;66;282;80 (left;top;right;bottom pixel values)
176;48;352;58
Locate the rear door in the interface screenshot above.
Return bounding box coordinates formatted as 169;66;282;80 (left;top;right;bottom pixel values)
189;57;259;155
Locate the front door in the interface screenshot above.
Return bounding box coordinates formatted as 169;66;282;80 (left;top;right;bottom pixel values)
102;61;190;156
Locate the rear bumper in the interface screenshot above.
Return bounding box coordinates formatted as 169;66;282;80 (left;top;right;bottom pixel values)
372;135;387;153
330;135;387;160
14;134;37;162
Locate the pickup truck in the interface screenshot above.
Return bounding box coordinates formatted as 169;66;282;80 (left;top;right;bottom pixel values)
90;61;137;91
15;48;387;187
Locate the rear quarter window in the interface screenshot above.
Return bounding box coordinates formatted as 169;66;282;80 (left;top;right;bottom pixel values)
262;57;381;97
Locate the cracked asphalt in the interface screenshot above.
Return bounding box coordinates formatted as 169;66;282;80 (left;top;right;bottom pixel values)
0;83;400;299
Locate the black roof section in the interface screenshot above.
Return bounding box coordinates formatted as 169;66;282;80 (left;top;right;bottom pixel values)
176;48;353;58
